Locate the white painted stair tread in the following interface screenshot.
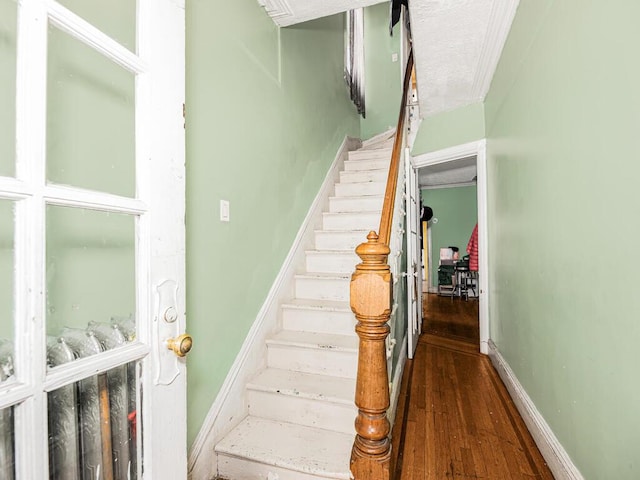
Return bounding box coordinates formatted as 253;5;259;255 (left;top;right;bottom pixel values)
329;194;384;203
314;229;370;251
216;416;353;479
322;211;379;232
295;272;350;281
281;298;356;336
305;249;359;275
334;181;386;197
294;272;350;302
281;298;351;312
329;195;384;213
247;368;355;405
339;168;388;183
315;228;369;235
296;271;350;278
360;129;394;149
267;329;358;352
306;249;362;255
343;158;390;171
364;138;394;149
348;147;392;160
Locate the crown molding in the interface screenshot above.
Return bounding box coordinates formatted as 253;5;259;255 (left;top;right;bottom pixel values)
257;0;293;22
470;0;520;101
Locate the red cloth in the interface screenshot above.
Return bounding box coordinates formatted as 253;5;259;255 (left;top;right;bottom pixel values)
466;223;479;271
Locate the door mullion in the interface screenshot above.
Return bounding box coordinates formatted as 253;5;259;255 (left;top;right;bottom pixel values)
14;0;49;478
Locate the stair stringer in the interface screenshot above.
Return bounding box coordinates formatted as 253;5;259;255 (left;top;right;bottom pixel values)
187;136;361;480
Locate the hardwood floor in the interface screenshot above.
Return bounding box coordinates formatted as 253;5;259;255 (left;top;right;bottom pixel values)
423;293;479;346
391;295;554;479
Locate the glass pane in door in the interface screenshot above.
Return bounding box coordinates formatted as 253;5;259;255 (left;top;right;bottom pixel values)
0;0;17;177
0;200;15;385
0;405;15;480
56;0;137;51
46;205;135;357
47;26;136;197
47;361;139;480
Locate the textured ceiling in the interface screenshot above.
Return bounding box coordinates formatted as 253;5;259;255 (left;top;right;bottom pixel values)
257;0;519;117
418;155;477;188
410;0;519;116
256;0;386;27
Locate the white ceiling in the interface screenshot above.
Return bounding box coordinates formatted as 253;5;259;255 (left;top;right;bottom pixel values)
256;0;386;27
409;0;519;116
418;155;477;188
257;0;519;118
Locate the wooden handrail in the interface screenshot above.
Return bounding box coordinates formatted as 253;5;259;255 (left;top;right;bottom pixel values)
350;48;414;480
378;49;414;246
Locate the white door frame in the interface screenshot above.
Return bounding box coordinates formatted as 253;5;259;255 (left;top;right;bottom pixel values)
412;140;489;354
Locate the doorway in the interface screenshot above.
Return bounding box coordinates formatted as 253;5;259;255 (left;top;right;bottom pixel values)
0;0;188;477
412;140;489;354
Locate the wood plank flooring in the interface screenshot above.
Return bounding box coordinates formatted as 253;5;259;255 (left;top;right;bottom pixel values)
423;293;479;346
391;295;554;479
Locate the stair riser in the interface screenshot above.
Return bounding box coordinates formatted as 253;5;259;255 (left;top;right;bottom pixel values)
267;345;357;379
305;253;359;274
217;455;345;480
314;231;368;251
348;148;392;161
282;307;356;336
334;181;386;197
329;195;383;213
361;139;394;151
322;213;379;231
247;390;356;435
294;276;350;302
339;170;387;183
343;158;389;171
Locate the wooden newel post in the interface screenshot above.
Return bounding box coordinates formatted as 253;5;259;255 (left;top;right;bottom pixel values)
350;231;392;480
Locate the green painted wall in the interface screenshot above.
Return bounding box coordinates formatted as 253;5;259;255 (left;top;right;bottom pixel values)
422;186;477;286
485;1;640;477
361;3;402;140
186;1;360;445
411;103;485;156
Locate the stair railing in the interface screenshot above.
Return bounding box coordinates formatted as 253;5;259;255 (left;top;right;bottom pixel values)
350;49;414;480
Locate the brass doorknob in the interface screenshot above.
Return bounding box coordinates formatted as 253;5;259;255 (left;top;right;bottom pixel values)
167;334;193;357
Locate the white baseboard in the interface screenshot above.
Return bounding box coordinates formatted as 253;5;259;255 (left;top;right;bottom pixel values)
387;333;407;428
488;341;584;480
187;136;361;480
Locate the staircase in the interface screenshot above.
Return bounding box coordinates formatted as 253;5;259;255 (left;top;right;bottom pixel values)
215;134;394;480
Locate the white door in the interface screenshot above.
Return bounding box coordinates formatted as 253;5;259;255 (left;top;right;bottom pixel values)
405;152;422;359
0;0;187;478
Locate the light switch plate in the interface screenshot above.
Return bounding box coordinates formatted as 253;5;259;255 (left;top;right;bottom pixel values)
220;200;230;222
